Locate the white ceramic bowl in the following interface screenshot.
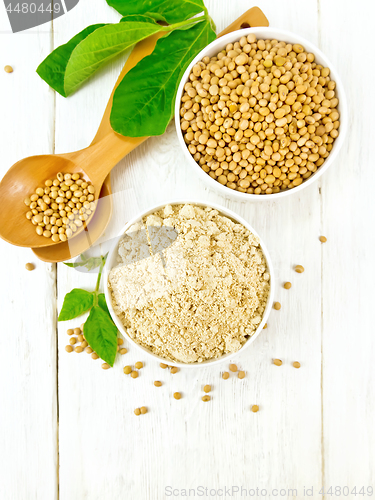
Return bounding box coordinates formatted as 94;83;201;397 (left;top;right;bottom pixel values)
104;200;275;367
175;27;348;200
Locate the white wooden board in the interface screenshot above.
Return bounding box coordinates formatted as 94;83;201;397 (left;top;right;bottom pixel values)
0;0;374;498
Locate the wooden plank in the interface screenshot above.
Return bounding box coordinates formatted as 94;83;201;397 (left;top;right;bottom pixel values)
0;10;57;500
55;0;325;498
318;0;375;492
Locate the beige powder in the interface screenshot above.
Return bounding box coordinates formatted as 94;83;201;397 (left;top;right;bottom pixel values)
108;204;270;363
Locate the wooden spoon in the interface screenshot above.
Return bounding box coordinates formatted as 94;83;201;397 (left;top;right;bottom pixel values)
0;32;162;250
0;7;268;261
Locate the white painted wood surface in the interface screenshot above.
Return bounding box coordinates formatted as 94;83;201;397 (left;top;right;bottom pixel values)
1;0;374;499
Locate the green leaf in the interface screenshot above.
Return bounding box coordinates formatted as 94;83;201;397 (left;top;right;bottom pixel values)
58;289;94;321
36;24;106;97
83;306;118;366
64;20;165;96
119;14;161;24
110;19;216;137
98;293;111;317
64;254;103;271
107;0;206;24
64;252;109;271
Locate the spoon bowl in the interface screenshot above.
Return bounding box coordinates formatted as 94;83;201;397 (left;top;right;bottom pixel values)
32;174;112;261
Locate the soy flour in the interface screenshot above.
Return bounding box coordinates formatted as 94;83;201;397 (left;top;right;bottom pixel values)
108;204;270;363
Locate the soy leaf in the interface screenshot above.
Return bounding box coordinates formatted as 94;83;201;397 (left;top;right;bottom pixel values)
98;293;111;317
36;24;106;97
110;19;216;137
58;289;94;321
107;0;206;24
64;19;167;96
64;253;103;271
83;306;118;366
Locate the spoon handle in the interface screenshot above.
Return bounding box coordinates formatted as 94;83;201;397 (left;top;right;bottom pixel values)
85;7;269;185
91;32;164;146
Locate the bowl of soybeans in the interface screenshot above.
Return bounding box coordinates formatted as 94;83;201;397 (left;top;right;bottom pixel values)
175;27;348;199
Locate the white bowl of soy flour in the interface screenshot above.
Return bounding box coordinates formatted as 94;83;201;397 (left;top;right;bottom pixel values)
105;200;274;367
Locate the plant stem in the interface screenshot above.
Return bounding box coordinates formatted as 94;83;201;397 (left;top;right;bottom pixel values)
164;14;207;32
95;256;105;293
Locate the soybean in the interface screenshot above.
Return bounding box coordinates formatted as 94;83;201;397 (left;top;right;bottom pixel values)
24;172;95;243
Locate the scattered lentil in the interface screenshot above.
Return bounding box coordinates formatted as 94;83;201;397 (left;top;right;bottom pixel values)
75;346;83;353
273;358;283;366
295;265;305;273
170;367;179;374
222;372;230;380
274;301;281;310
140;406;148;414
174;392;182;400
238;370;245;379
160;363;168;369
119;348;127;355
73;328;81;335
284;282;292;289
102;363;110;370
25;263;35;271
117;338;124;345
65;345;73;353
135;361;143;369
319;236;327;243
131;370;139;378
134;408;141;416
154;381;162;387
293;361;301;368
69;337;76;345
251;405;259;413
203;385;211;393
91;352;99;360
229;364;238;372
4;65;13;73
67;329;74;336
202;395;211;402
123;366;132;374
85;347;93;354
